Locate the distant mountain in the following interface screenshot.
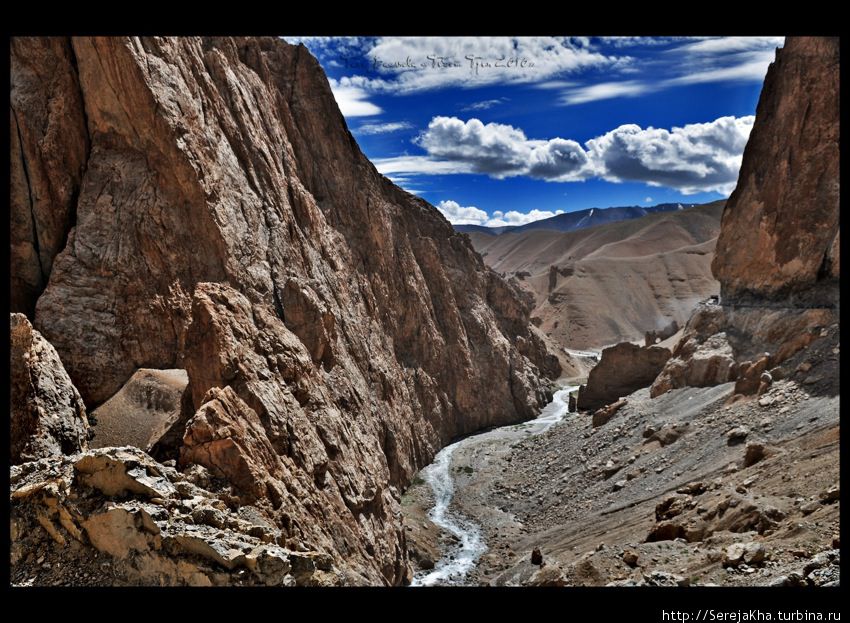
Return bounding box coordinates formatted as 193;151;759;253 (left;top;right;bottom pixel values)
454;202;702;236
466;200;726;351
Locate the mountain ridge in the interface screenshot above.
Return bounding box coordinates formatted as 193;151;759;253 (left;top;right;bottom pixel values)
454;201;704;236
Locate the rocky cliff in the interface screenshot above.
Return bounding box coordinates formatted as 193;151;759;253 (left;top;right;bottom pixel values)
653;37;839;399
9;36;558;586
712;37;839;307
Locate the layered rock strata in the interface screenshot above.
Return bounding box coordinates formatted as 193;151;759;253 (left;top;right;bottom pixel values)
10;36;558;585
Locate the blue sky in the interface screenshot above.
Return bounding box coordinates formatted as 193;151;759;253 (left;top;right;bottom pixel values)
284;36;784;227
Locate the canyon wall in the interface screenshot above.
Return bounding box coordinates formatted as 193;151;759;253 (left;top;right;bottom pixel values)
712;37;839;307
10;36;558;585
653;37;839;399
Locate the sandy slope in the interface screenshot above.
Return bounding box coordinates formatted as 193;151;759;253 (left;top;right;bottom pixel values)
468;201;725;351
89;369;187;451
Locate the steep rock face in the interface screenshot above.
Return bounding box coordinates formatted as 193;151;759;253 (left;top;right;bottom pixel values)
712;37;839;306
654;37;840;398
19;37;556;584
10;314;90;464
576;342;670;411
10;38;90;317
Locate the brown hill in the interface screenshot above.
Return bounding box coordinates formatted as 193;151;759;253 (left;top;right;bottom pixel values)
468;201;725;351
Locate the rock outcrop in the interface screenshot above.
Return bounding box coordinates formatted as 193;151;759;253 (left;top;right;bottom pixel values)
10;447;337;586
652;37;840;399
650;303;737;397
10;38;90;318
10;314;90;465
577;342;670;411
712;37;839;307
12;36;557;585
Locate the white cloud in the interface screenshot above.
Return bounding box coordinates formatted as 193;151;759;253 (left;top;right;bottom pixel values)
436;200;489;225
486;209;565;227
328;79;382;117
585;115;755;194
672;36;784;55
596;36;704;48
373;155;474;176
535;80;577;90
414;116;591;180
460;98;508;111
329;37;624;95
436;201;564;227
665;50;777;86
377;114;754;194
644;196;653;203
556;37;784;107
559;80;652;105
354;121;413;135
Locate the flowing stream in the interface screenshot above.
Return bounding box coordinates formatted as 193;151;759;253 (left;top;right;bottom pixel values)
411;385;578;587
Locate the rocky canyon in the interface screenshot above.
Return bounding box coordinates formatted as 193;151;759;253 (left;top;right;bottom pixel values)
8;35;840;592
402;36;839;588
9;36;558;586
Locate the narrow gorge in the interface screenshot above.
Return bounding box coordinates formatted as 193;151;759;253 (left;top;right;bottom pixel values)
8;35;839;591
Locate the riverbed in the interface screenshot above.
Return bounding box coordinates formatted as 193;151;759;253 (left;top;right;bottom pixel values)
410;385;579;586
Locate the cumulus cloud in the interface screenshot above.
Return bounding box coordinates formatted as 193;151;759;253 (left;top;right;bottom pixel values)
486;209;565;227
436;200;489;225
585;115;755;194
355;121;413;135
415;116;590;180
328;79;382;117
644;196;653;203
436;200;564;227
378;114;754;194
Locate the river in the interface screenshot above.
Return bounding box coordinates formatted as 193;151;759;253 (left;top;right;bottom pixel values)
410;385;579;587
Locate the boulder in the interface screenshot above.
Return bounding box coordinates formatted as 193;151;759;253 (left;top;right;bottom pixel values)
592;399;627;428
723;542;766;568
622;550;639;567
651;325;736;397
733;355;772;396
531;547;543;565
743;442;769;467
578;342;670;411
90;368;187;451
10;313;90;464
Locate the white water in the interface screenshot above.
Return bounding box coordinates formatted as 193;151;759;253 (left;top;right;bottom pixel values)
564;347;600;361
411;385;578;587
